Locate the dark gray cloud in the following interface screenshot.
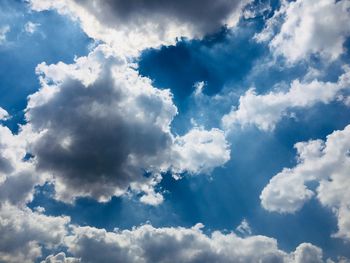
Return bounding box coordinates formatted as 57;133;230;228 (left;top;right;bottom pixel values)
74;0;246;35
30;0;249;55
25;47;229;203
26;53;176;202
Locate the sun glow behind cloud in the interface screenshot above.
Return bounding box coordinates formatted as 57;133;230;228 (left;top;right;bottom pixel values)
0;0;349;262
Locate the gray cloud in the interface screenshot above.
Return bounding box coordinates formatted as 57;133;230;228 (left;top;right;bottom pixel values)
73;0;245;35
24;46;229;204
0;204;69;263
30;0;250;55
0;124;40;205
0;126;15;175
60;224;326;263
26;51;175;202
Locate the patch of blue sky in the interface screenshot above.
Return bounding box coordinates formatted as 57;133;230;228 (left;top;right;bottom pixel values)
0;0;93;132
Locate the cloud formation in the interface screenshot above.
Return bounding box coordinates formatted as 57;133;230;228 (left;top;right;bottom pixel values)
24;45;229;204
0;123;41;205
256;0;350;63
0;203;69;263
260;124;350;240
0;107;9;120
222;67;350;131
56;223;325;263
29;0;250;56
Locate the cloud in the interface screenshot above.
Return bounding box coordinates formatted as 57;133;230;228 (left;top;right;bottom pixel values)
260;124;350;240
0;25;9;44
0;203;69;263
24;21;40;34
171;127;230;176
23;45;229;204
41;252;80;263
0;107;9;120
222;66;350;131
256;0;350;63
29;0;250;56
55;223;326;263
0;123;22;176
236;219;252;236
0;123;42;205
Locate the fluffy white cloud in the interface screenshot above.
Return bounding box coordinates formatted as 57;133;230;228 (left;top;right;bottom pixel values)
171;127;230;176
23;45;229;204
29;0;250;56
260;124;350;240
257;0;350;63
0;123;42;205
222;67;350;131
0;107;9;120
58;223;326;263
0;203;69;263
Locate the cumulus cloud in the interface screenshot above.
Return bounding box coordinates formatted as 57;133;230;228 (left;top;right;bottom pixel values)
0;122;42;205
52;223;326;263
29;0;250;56
23;45;229;204
256;0;350;63
222;66;350;131
260;124;350;240
0;203;69;263
171;127;230;176
0;200;331;263
0;107;9;120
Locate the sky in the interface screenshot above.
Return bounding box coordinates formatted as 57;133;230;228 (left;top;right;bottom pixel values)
0;0;350;262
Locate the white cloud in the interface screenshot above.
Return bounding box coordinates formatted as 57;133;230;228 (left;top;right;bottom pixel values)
0;25;9;44
0;123;43;205
41;252;80;263
0;203;69;263
222;67;350;131
59;223;327;263
22;45;229;204
236;219;252;236
171;127;230;176
24;21;40;34
0;126;20;177
257;0;350;63
29;0;250;56
193;81;205;97
0;107;9;120
260;124;350;240
292;243;323;263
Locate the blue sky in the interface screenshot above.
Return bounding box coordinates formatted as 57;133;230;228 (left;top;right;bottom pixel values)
1;0;350;262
